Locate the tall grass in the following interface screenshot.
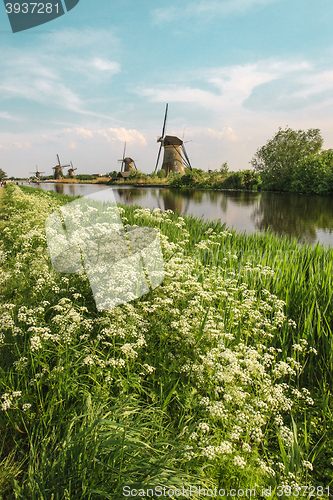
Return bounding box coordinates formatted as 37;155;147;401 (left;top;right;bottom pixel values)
0;184;332;498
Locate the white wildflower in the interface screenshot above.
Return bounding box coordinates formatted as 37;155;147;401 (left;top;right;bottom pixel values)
233;456;246;469
302;460;313;471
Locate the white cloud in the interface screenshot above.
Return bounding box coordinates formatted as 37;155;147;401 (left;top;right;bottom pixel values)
152;0;285;23
12;142;31;149
76;128;94;138
137;59;317;114
92;58;120;73
291;70;333;99
73;126;147;145
97;128;147;145
0;28;121;119
200;127;239;141
0;111;19;120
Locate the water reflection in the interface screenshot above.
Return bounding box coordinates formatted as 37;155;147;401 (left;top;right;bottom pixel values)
22;183;333;247
252;192;333;245
224;190;260;207
157;190;189;214
54;183;64;195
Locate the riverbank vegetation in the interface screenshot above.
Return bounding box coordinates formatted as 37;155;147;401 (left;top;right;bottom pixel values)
106;167;262;191
0;184;332;498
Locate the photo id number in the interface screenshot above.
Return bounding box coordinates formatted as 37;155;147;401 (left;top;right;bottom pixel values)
5;3;59;14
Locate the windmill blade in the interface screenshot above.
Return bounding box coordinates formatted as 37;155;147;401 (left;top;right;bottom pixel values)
154;103;168;172
154;142;163;173
133;160;138;170
182;143;192;171
56;154;61;166
161;103;168;139
119;142;126;172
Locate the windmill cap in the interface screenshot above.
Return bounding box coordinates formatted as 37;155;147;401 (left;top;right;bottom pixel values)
163;135;183;146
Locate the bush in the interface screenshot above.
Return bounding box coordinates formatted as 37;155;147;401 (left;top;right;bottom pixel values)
169;174;184;188
128;170;142;180
76;175;95;181
220;170;261;190
157;169;166;179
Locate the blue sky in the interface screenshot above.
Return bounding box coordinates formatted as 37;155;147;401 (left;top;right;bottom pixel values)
1;0;333;177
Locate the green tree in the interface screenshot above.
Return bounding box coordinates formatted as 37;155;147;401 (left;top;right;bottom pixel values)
290;149;333;195
250;127;323;190
157;169;166;179
220;162;229;175
0;168;7;180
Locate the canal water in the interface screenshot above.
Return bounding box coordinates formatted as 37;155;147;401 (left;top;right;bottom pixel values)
24;182;333;247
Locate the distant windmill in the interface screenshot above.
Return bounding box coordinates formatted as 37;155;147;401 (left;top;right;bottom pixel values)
53;154;70;180
154;104;192;176
29;165;45;179
118;142;138;178
67;161;77;177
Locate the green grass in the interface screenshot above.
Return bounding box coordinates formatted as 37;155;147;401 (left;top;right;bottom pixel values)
0;184;332;498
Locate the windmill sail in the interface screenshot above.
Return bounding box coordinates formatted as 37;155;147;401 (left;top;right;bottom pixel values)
154;104;192;176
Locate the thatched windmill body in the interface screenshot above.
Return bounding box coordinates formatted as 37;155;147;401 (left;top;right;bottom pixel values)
154;104;192;176
30;165;45;179
53;154;70;180
118;143;137;178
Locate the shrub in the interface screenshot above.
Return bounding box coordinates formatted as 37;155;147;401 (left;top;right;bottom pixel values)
157;169;166;179
129;170;143;180
169;174;183;188
76;174;95;181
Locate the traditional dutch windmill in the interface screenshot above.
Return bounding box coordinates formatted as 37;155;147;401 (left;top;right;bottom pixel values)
53;154;70;180
118;142;137;178
67;161;77;177
154;104;192;176
29;165;45;179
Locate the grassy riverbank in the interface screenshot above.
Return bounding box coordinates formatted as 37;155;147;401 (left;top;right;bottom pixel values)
0;184;332;498
105;169;261;191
